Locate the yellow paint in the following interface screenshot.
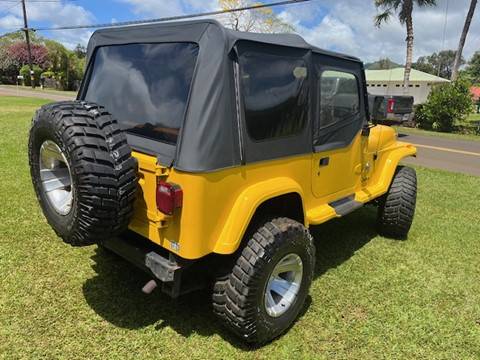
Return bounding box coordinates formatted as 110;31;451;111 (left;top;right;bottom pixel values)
412;143;480;157
129;125;416;260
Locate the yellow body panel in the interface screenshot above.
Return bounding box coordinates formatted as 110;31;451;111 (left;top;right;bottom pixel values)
129;125;416;260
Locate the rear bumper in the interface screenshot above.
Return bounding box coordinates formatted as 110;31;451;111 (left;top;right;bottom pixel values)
385;113;412;123
103;233;204;297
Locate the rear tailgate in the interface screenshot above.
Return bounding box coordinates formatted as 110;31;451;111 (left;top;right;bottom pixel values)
392;96;414;114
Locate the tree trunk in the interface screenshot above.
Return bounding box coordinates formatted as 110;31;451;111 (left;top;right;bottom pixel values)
451;0;477;81
403;1;414;93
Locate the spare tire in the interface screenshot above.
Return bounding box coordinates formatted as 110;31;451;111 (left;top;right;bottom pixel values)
28;101;137;246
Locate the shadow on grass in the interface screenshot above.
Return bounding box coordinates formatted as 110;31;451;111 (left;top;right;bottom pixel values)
82;206;378;348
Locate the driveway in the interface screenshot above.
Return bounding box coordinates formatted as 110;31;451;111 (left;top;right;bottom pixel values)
0;85;75;101
398;132;480;176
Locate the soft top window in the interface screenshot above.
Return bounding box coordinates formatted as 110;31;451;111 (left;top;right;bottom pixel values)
319;70;360;129
238;47;309;142
84;42;198;145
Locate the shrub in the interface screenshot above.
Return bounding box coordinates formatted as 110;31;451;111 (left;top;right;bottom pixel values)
41;70;55;79
20;65;43;86
415;78;474;132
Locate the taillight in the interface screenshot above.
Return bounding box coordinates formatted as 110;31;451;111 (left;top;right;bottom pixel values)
387;98;395;113
156;181;183;215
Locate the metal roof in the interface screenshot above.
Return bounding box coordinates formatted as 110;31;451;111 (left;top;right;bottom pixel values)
365;68;450;83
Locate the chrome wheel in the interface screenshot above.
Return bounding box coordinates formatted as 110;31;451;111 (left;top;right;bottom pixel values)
264;253;303;318
39;140;73;215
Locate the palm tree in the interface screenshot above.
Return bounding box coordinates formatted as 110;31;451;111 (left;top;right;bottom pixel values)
374;0;437;90
451;0;477;80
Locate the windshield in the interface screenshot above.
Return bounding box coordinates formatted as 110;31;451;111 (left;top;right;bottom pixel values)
84;42;199;144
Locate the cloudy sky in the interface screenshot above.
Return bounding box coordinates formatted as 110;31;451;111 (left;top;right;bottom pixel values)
0;0;478;63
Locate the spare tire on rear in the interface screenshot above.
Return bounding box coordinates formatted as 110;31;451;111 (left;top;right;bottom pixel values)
28;101;137;246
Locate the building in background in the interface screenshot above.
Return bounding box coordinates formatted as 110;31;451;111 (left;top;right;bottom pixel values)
471;86;480;113
365;68;449;104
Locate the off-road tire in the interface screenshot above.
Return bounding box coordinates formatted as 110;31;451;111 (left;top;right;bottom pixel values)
28;101;137;246
377;166;417;239
213;217;315;344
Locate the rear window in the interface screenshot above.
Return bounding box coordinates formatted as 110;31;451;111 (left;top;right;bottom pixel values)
84;42;199;144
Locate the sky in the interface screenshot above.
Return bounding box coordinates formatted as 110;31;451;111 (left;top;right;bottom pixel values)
0;0;478;64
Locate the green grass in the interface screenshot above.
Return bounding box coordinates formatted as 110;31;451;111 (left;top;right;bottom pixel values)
393;112;480;142
394;124;480;142
0;84;77;97
1;96;480;359
467;113;480;123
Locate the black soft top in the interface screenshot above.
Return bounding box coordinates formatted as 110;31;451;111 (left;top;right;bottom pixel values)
81;19;363;172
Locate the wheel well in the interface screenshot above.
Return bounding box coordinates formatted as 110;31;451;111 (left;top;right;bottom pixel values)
248;192;305;230
211;192;305;275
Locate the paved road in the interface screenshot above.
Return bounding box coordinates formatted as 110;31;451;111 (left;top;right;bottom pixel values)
398;132;480;176
0;85;75;101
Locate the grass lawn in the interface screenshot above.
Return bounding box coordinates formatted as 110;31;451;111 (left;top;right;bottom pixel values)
394;124;480;142
467;113;480;123
393;113;480;142
1;96;480;359
0;84;77;97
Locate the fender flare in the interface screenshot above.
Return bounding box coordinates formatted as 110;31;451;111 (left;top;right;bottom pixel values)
358;142;416;203
213;177;305;255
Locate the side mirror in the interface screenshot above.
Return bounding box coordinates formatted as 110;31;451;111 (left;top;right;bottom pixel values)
368;95;386;125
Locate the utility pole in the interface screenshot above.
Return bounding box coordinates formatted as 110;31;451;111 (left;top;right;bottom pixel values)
21;0;35;88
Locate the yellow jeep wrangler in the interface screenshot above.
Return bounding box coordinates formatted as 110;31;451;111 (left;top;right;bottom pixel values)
28;20;417;344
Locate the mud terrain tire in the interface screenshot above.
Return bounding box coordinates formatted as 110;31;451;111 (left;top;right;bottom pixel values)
28;101;137;246
213;217;315;344
377;166;417;239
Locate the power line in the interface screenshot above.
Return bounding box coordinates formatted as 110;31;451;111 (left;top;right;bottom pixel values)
437;0;449;77
0;0;20;14
33;0;313;31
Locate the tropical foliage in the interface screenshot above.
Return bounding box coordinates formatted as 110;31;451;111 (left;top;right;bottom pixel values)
374;0;437;87
413;50;463;79
451;0;477;80
415;78;473;132
465;51;480;85
0;31;85;90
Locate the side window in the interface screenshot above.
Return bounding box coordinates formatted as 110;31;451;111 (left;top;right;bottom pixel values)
239;52;308;141
319;70;360;129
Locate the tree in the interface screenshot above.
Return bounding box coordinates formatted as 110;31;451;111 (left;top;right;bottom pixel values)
0;31;46;83
365;57;402;70
451;0;477;80
415;78;473;132
0;31;85;89
466;51;480;84
219;0;294;33
74;44;86;59
413;50;463;79
374;0;437;90
4;42;49;69
20;64;42;86
0;30;43;47
44;39;69;75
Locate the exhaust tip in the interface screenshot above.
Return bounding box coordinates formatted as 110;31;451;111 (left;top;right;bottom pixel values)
142;279;157;294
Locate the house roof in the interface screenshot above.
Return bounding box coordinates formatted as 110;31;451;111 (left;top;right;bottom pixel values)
365;67;450;83
470;86;480;101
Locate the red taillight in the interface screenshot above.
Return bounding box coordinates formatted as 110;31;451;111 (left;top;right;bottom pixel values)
387;98;395;113
156;181;183;215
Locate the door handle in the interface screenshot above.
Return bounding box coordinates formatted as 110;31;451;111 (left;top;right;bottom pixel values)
319;157;330;166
